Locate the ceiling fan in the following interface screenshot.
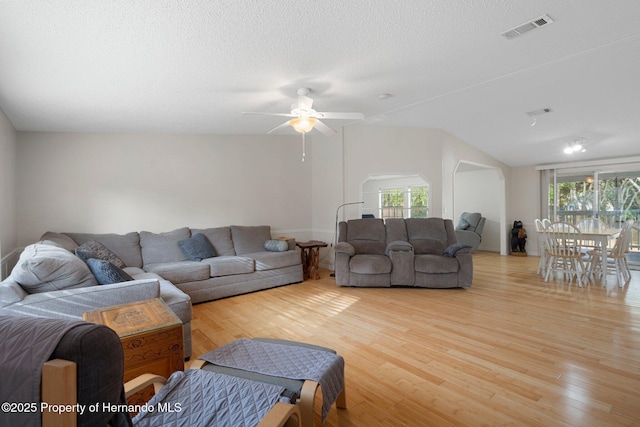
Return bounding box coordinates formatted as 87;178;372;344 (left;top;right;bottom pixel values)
242;87;364;137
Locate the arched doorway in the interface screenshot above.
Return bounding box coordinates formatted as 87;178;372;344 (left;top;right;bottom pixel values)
454;161;507;255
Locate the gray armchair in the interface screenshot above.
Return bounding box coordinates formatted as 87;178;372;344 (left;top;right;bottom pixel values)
454;212;486;250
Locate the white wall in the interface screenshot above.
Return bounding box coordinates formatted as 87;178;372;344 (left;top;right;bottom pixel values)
455;169;502;252
510;165;542;255
0;108;17;262
16;132;313;246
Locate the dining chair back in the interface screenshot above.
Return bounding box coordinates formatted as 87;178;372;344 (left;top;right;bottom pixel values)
535;219;549;275
544;222;587;286
588;220;634;286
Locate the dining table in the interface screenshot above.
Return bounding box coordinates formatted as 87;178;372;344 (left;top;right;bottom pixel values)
578;226;621;285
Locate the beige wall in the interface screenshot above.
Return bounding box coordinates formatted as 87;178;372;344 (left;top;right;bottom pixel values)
0;108;17;261
16;132;313;246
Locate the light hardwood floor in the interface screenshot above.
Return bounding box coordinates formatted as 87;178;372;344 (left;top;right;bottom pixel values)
188;252;640;426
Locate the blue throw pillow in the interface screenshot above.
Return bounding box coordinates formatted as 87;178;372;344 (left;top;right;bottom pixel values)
86;258;134;285
443;243;473;257
178;233;217;261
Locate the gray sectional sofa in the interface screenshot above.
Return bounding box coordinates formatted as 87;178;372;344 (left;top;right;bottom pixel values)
0;225;304;359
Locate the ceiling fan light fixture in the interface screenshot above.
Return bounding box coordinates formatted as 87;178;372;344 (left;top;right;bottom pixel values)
289;117;317;133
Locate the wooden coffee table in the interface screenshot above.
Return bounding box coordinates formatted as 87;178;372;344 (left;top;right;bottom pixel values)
83;298;184;384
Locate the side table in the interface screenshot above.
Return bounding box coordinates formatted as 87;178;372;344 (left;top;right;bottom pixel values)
296;240;327;280
83;298;184;407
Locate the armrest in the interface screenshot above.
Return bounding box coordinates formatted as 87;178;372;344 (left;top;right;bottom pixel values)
385;240;413;256
257;402;302;427
2;278;160;318
443;243;473;257
334;242;355;256
124;373;167;398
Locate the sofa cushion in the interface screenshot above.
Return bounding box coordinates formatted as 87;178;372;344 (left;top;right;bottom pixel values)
65;232;143;268
140;227;191;265
39;231;78;252
85;258;134;285
144;261;211;284
415;254;459;274
264;239;288;252
201;256;255;277
75;240;126;268
231;225;271;255
178;233;217;261
248;251;300;271
349;254;392;275
191;227;236;256
345;219;387;255
10;244;98;293
406;218;449;254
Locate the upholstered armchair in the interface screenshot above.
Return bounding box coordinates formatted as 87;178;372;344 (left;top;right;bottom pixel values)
454;212;486;250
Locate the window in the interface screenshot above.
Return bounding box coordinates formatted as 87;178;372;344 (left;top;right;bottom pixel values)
379;186;428;220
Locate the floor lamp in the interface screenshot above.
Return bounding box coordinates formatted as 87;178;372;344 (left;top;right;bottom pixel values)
330;201;364;277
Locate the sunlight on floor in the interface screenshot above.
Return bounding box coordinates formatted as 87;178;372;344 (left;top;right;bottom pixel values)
297;289;360;316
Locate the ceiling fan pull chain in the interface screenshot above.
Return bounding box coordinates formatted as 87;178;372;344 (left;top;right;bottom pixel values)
301;132;306;162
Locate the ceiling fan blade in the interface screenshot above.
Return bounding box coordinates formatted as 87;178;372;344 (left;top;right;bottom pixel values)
242;112;296;118
314;120;337;137
314;111;364;120
267;121;292;134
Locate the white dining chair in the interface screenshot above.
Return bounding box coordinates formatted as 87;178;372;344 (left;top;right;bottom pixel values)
587;220;634;286
544;222;587;287
535;219;549;275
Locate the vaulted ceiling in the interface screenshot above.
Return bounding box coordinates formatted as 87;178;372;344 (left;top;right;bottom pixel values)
1;0;639;167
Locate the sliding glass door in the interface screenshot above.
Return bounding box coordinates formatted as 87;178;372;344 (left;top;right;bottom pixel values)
545;168;640;258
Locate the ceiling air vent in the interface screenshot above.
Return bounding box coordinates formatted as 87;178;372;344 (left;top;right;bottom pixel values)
501;14;554;40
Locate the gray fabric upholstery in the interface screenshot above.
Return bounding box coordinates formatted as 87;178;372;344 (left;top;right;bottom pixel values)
140;227;191;265
11;244;98;293
345;218;386;255
39;231;78;252
2;223;305;360
335;218;473;288
144;261;211;284
454;212;486;250
65;232;143;268
231;225;271;255
201;255;255;277
191;227;236;256
250;250;301;271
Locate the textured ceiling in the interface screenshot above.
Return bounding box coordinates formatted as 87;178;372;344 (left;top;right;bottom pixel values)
0;0;639;167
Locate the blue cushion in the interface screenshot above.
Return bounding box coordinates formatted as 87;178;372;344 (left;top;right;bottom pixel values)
86;258;134;285
178;233;217;261
443;243;473;257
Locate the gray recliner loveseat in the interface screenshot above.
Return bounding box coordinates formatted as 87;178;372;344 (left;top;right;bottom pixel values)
334;218;473;288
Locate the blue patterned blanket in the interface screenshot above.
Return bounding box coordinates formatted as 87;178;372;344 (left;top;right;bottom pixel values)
199;338;345;422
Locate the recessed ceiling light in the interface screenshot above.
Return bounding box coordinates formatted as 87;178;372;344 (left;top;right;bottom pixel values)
378;93;393;100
